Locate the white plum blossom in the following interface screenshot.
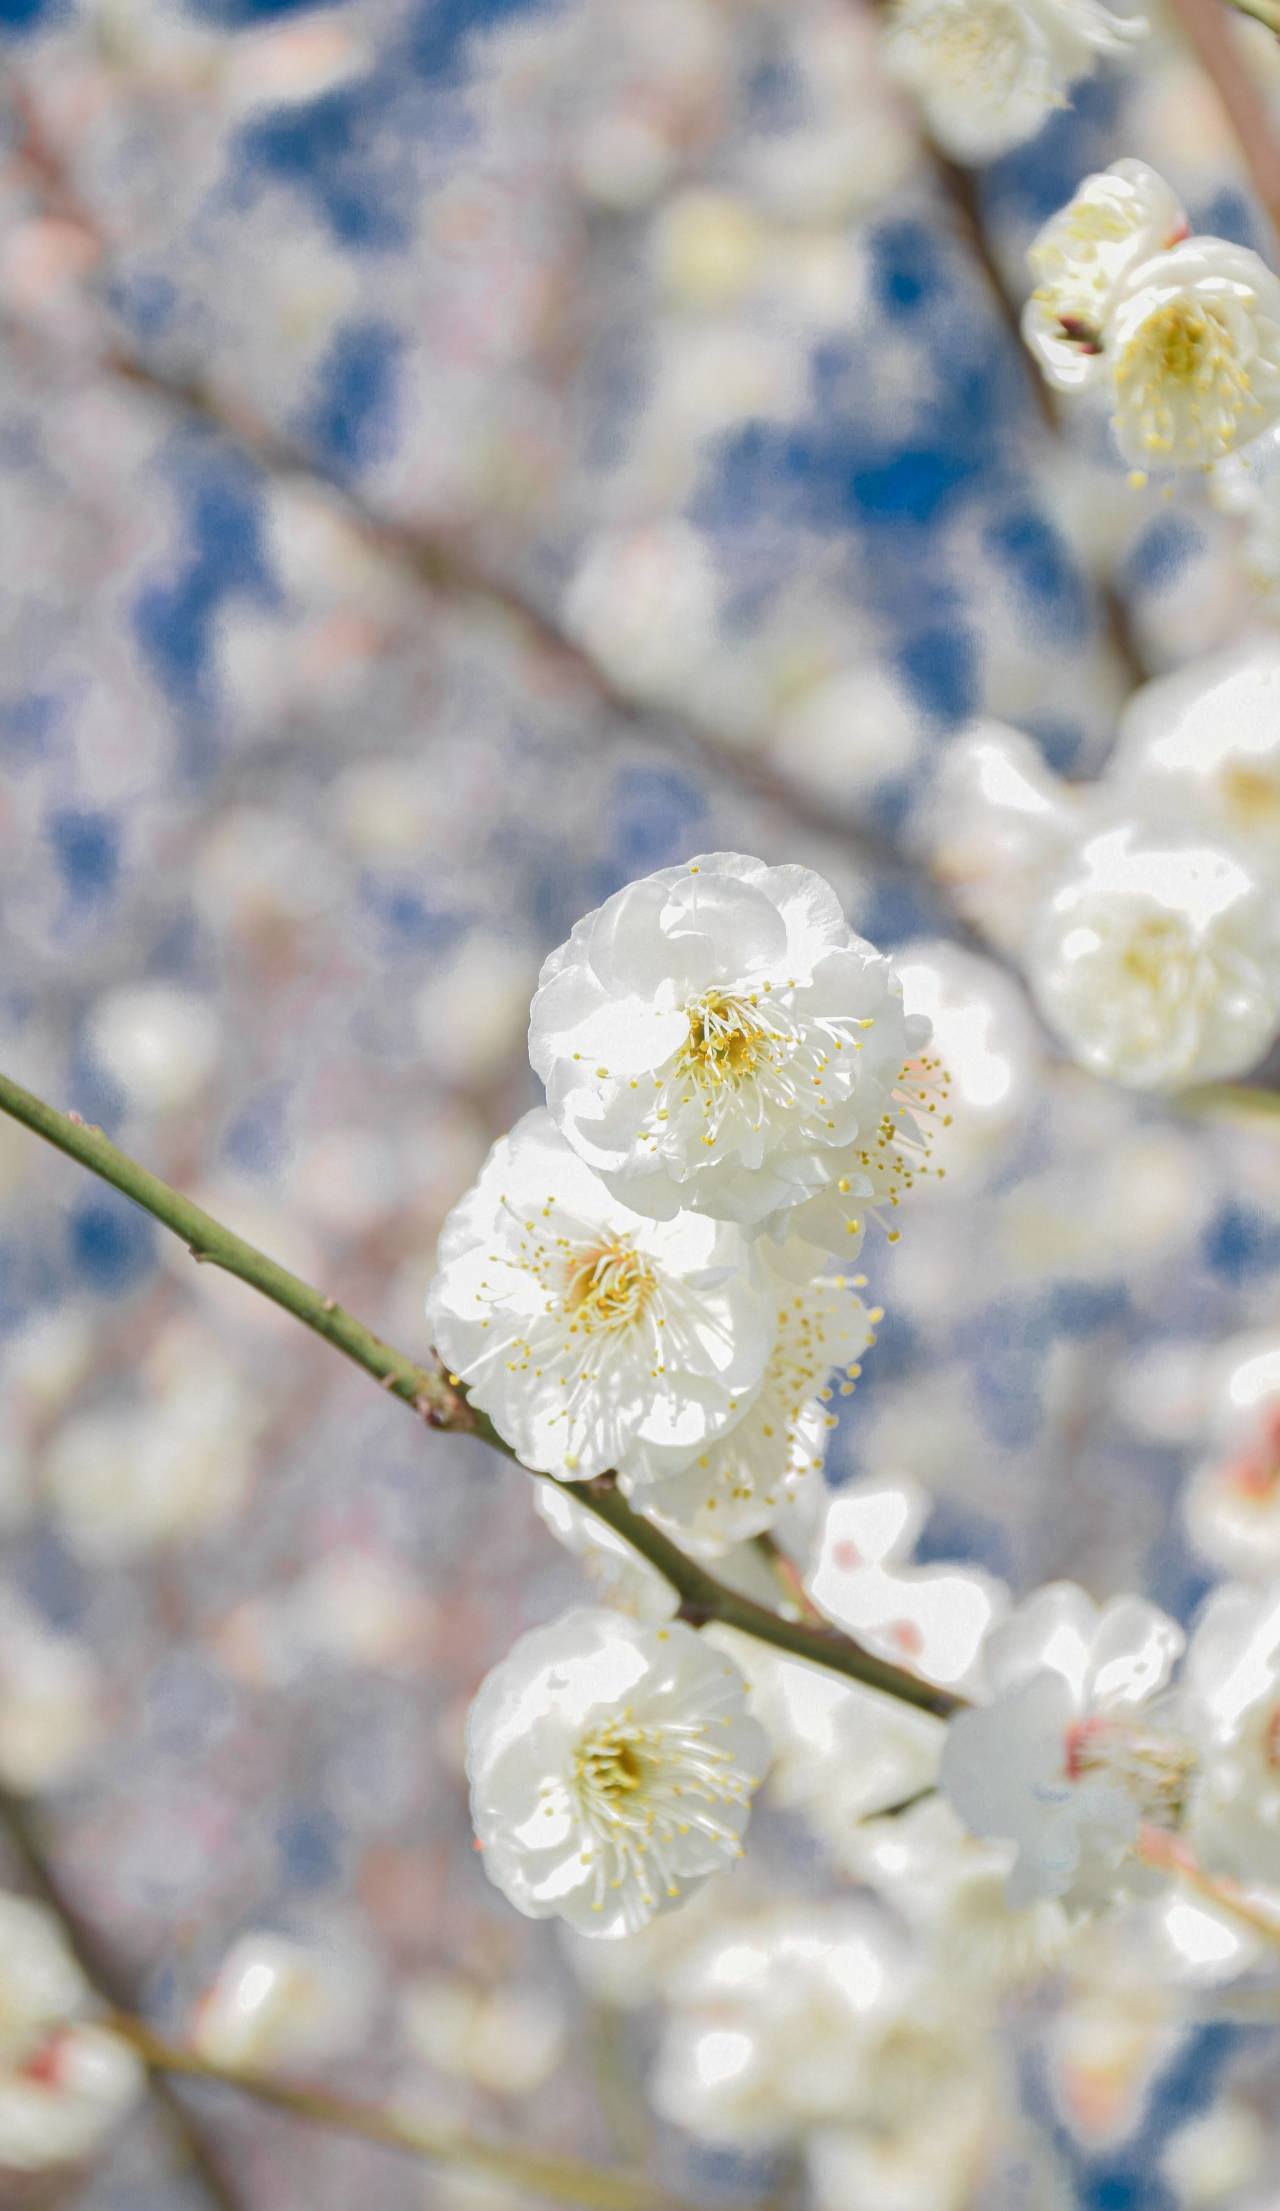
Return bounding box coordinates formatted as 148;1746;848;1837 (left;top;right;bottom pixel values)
649;1901;913;2144
808;1477;1008;1690
530;853;933;1245
0;1606;99;1794
940;1583;1189;1910
1025;826;1280;1091
1024;162;1280;469
625;1248;875;1552
0;1894;142;2174
190;1933;379;2072
1023;160;1186;391
882;0;1145;166
1108;639;1280;867
844;1795;1074;1985
426;1109;772;1482
465;1608;769;1936
1182;1582;1280;1888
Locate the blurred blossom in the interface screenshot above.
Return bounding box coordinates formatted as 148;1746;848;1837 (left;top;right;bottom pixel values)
0;1603;99;1796
401;1973;564;2097
0;1894;142;2175
808;1477;1008;1688
413;935;540;1090
562;523;723;709
85;982;220;1114
191;1931;380;2073
1161;2100;1269;2208
843;1796;1075;1985
41;1324;260;1560
885;0;1145;165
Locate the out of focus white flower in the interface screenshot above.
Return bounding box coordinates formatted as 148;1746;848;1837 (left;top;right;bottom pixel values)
0;1894;142;2174
940;1583;1188;1909
845;1795;1074;1985
630;1250;873;1552
42;1355;258;1561
529;853;927;1240
1161;2098;1268;2208
928;720;1080;954
0;2024;144;2175
425;1108;772;1483
1109;639;1280;865
718;1632;946;1851
0;1605;99;1794
805;2089;996;2211
1023;160;1186;392
562;523;721;704
651;191;767;307
1183;1582;1280;1886
771;664;926;806
1024;163;1280;468
1044;1918;1190;2148
883;0;1145;165
413;936;540;1088
894;943;1039;1180
1026;827;1280;1090
465;1608;768;1937
1182;1333;1280;1580
533;1484;678;1621
191;1932;378;2073
402;1974;564;2096
85;984;221;1113
1212;422;1280;600
808;1478;1008;1690
650;1902;910;2144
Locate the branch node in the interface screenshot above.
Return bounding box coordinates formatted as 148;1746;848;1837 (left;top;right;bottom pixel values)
321;1296;337;1313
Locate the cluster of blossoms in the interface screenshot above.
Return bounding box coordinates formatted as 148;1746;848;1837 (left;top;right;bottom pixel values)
883;0;1145;165
932;639;1280;1091
1024;159;1280;474
426;852;946;1932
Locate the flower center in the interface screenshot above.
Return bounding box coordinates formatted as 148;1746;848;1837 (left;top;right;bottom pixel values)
562;1243;656;1334
1065;1716;1197;1827
680;990;780;1087
562;1710;756;1920
575;1722;652;1805
1223;762;1280;830
1120;913;1187;991
1115;300;1256;456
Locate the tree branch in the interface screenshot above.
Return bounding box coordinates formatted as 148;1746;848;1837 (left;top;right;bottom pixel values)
0;1788;246;2211
1163;0;1280;243
105;2013;712;2211
0;1066;962;1721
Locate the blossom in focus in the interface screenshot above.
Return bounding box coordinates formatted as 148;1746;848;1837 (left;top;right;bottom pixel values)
1025;826;1280;1090
626;1247;874;1552
1023;159;1186;391
882;0;1145;165
0;1894;142;2174
426;1108;772;1481
1024;162;1280;469
465;1608;769;1936
939;1583;1188;1909
1182;1582;1280;1887
190;1932;379;2072
529;852;930;1241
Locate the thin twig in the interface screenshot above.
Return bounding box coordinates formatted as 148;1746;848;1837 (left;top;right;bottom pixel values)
0;1789;246;2211
1163;0;1280;242
0;1067;963;1721
1139;1824;1280;1954
105;2014;708;2211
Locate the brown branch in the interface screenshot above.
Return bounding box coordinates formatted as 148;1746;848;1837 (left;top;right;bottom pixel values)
0;1789;246;2211
1164;0;1280;244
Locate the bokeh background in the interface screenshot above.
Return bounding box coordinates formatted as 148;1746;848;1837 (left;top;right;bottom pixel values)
4;0;1280;2205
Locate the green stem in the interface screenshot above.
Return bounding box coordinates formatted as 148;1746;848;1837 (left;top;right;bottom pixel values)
0;1068;962;1721
1182;1083;1280;1120
107;2015;706;2211
1225;0;1280;35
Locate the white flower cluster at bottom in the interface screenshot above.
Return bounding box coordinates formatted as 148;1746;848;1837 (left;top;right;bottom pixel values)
0;1893;142;2176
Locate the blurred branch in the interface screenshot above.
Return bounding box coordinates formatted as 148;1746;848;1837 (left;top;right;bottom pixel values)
0;1789;247;2211
106;2014;708;2211
1224;0;1280;33
1164;0;1280;240
0;1067;964;1721
1180;1082;1280;1120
